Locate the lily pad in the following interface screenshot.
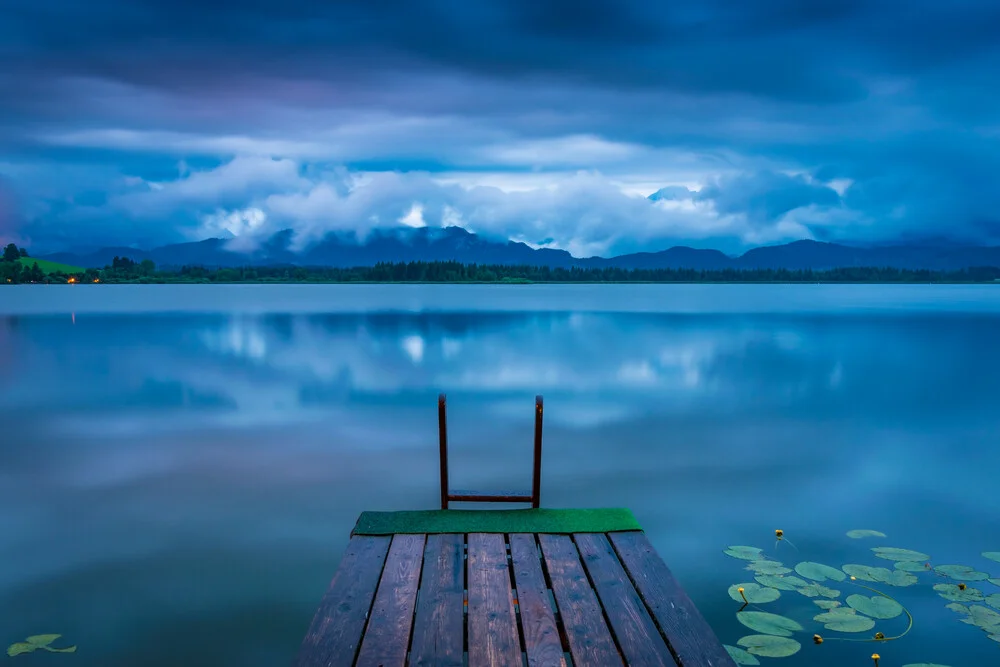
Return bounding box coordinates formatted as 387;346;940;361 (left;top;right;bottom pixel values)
753;574;808;591
814;609;876;633
990;578;1000;587
726;546;765;561
746;560;793;575
969;605;1000;630
797;583;841;599
724;644;760;666
846;593;904;619
934;564;989;581
842;564;917;586
25;635;61;647
736;634;801;658
795;561;847;582
934;583;984;603
6;635;76;657
847;529;887;539
955;604;1000;631
986;593;1000;610
872;547;929;562
7;643;35;657
736;610;804;637
728;583;781;604
982;552;1000;563
894;560;930;572
814;600;842;609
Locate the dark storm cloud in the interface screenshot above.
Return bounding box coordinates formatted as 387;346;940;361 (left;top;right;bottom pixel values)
0;0;999;251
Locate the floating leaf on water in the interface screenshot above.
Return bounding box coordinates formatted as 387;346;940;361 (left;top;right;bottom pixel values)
814;609;876;633
934;564;990;581
795;562;847;583
843;564;890;582
753;574;808;591
894;560;930;572
846;593;905;619
726;546;766;561
989;634;1000;643
982;552;1000;563
736;634;801;658
746;560;793;575
729;583;781;604
883;570;919;587
842;564;916;586
736;610;804;637
797;583;841;599
945;602;969;616
934;583;984;602
724;644;761;666
814;600;842;609
25;635;61;647
847;529;887;539
45;646;77;653
990;578;1000;588
872;547;929;562
956;605;1000;631
6;643;36;657
985;593;1000;610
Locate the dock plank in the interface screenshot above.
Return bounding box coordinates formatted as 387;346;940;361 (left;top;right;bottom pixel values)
409;534;465;667
575;533;677;667
467;533;522;667
293;535;391;667
538;534;623;667
355;534;426;667
509;534;567;667
609;531;737;667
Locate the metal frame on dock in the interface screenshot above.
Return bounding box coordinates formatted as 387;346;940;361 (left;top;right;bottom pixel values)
437;393;543;509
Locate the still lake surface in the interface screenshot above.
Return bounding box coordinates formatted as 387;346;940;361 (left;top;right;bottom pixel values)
2;284;1000;666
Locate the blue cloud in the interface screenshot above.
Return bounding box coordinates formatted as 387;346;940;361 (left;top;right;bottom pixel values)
1;0;999;252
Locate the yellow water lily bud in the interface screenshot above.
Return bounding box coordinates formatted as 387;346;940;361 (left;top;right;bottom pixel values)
813;634;823;644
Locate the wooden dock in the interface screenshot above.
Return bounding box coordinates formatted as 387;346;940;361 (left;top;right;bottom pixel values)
293;396;736;666
294;527;735;667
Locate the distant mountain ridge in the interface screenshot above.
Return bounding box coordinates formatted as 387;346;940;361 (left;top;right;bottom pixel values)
39;226;1000;271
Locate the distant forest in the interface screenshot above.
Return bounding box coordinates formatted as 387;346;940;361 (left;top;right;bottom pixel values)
4;251;1000;284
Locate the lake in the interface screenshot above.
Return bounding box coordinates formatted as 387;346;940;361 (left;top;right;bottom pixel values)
2;284;999;666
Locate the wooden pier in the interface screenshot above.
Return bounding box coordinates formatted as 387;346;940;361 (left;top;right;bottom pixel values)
293;396;735;667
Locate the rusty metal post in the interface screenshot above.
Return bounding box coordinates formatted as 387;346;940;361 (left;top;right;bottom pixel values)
532;395;543;508
438;393;449;509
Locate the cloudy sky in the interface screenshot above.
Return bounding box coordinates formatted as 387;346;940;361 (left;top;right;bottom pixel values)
1;0;998;257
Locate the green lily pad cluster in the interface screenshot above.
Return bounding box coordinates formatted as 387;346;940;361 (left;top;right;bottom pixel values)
6;634;76;657
720;532;1000;665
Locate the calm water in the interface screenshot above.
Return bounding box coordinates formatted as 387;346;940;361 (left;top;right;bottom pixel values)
2;284;1000;666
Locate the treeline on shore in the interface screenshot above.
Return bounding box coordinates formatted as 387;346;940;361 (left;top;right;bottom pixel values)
4;254;1000;284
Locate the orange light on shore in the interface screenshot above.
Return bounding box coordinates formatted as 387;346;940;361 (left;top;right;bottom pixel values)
67;277;77;283
93;278;100;283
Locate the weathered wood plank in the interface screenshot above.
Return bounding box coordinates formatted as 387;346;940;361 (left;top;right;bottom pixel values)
355;534;426;667
609;531;737;667
538;534;623;667
575;533;677;667
409;533;465;667
293;535;391;667
467;533;522;667
509;534;567;667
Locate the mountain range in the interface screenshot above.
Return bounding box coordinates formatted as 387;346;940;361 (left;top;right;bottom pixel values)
37;226;1000;272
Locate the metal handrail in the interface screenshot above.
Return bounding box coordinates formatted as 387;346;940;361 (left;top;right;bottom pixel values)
437;393;543;509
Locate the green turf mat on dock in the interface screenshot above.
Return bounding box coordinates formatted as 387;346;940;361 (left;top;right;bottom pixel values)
351;508;641;535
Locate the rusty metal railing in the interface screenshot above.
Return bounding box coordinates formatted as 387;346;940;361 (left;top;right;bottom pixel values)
437;394;543;509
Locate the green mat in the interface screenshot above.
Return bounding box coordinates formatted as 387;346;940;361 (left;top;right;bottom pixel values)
351;508;641;535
